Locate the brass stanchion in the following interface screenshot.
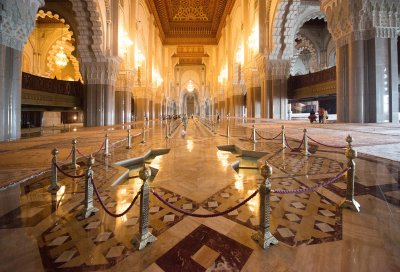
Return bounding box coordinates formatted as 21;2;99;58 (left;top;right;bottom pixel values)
252;161;278;249
127;129;132;149
303;128;310;156
104;133;111;156
48;148;60;193
80;155;99;218
340;135;361;212
132;165;157;250
252;124;257;143
281;125;287;148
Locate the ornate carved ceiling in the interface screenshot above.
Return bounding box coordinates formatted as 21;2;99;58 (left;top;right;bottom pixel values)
145;0;235;44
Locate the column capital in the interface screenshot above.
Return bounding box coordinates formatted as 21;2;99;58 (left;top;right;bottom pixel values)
0;0;45;51
81;57;121;85
321;0;400;47
116;69;135;90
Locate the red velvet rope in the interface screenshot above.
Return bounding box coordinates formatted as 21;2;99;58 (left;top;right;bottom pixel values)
272;167;349;194
151;189;259;218
285;137;304;151
57;149;73;165
76;141;105;158
54;162;86;178
307;136;347;149
91;177;141;217
255;130;282;141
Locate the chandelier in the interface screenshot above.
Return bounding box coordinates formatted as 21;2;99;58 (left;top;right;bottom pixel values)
55;47;68;68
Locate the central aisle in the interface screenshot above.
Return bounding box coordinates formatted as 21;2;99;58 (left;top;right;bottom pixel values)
153;118;239;203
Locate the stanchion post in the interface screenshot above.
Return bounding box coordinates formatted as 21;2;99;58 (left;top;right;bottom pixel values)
252;161;278;249
340;135;361;212
132;165;157;250
141;126;146;144
48;148;60;193
79;155;99;218
303;128;310;156
71;138;79;169
252;124;257;143
281;125;287;148
104;133;111;156
127;129;132;149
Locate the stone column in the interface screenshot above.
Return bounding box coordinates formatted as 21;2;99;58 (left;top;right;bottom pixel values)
81;58;120;127
322;0;399;123
115;71;134;124
263;59;290;120
0;0;44;141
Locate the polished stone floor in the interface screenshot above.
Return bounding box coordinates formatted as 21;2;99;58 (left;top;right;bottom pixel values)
0;118;399;271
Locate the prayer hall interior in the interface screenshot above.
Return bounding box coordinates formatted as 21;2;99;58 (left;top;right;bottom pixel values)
0;0;399;271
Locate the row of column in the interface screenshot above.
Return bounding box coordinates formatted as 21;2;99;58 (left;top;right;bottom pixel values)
0;0;44;141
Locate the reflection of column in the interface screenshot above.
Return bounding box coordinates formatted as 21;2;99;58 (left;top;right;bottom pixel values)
0;0;44;141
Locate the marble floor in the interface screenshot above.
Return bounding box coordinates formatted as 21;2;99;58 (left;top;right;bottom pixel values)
0;118;399;272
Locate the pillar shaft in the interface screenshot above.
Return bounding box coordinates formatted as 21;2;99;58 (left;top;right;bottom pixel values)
0;45;22;141
348;40;364;123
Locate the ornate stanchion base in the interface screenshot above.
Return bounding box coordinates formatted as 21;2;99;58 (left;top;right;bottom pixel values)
79;206;99;219
340;199;361;212
48;183;60;193
252;231;279;249
132;231;157;250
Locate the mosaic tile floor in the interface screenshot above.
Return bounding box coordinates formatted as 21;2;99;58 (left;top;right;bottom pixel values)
0;119;399;271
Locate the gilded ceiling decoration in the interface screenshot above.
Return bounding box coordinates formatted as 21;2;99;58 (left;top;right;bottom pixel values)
173;0;208;21
146;0;235;44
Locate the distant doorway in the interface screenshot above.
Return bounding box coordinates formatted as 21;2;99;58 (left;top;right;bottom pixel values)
186;95;195;116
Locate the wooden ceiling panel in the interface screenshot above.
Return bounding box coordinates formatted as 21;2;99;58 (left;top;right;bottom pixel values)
146;0;235;44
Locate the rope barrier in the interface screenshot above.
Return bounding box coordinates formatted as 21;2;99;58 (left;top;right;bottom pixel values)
255;131;282;141
76;141;105;158
91;177;141;217
271;167;349;194
110;139;126;148
62;149;73;162
307;136;347;149
54;162;86;178
285;137;304;152
151;189;259;218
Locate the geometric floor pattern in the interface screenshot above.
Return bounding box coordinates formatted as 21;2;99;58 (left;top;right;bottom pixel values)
26;185;198;271
200;175;343;247
156;224;253;272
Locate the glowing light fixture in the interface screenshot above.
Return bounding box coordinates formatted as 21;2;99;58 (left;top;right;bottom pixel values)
235;44;244;65
218;65;228;84
55;47;68;68
187;80;194;92
248;26;259;51
135;48;145;67
152;69;163;87
119;30;133;55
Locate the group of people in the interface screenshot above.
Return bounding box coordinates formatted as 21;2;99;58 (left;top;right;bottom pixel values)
308;107;328;124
